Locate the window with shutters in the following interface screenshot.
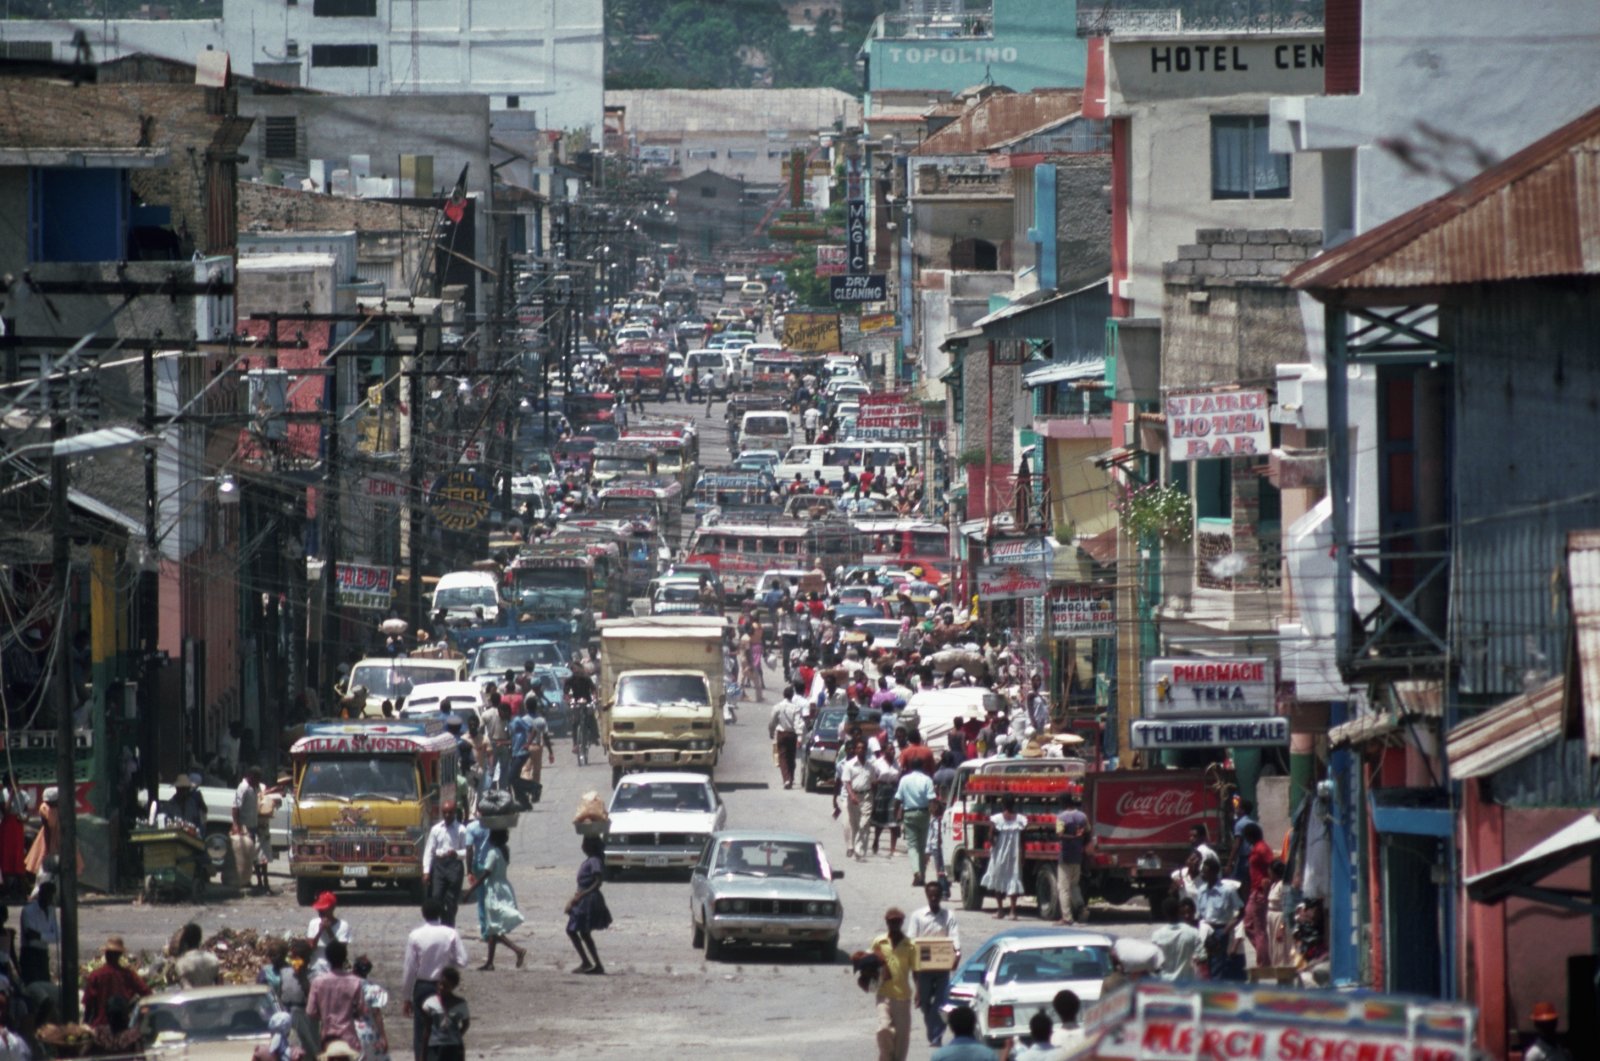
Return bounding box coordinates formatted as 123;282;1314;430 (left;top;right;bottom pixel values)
311;43;378;67
263;116;299;160
313;0;376;13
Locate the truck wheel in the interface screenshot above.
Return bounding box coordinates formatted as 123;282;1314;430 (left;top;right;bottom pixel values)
959;859;984;912
295;877;317;907
691;913;705;950
1143;887;1168;920
612;766;625;787
1034;865;1059;921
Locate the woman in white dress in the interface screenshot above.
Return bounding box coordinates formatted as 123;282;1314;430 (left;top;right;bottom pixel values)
980;794;1027;919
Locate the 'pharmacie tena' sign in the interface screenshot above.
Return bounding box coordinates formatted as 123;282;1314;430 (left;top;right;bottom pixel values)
1144;657;1273;718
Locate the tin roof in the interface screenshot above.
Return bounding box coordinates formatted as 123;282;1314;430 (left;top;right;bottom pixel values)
910;90;1083;157
1290;103;1600;298
604;88;861;135
1566;530;1600;760
1445;676;1566;779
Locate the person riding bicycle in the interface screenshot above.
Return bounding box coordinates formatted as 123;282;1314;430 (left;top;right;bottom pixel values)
565;666;599;756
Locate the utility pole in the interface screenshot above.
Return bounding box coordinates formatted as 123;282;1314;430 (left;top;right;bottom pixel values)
139;347;160;815
50;416;80;1023
406;326;426;625
319;373;342;696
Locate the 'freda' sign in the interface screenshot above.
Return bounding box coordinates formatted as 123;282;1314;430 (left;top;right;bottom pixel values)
1144;657;1273;718
1166;390;1270;461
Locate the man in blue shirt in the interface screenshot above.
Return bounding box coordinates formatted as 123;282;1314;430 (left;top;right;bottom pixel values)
508;705;552;809
930;1004;996;1060
894;763;937;888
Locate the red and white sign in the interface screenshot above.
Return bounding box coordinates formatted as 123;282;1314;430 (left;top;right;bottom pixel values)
335;564;395;611
1097;1018;1469;1061
297;735;429;755
974;563;1048;601
816;245;847;277
1050;584;1115;637
1166;389;1271;461
361;476;403;499
1089;772;1220;845
1144;657;1274;718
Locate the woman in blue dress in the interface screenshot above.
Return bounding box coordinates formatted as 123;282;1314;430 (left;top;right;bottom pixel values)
564;834;612;975
980;794;1027;919
472;829;526;971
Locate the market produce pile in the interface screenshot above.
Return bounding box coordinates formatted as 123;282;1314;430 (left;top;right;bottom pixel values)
75;927;291;988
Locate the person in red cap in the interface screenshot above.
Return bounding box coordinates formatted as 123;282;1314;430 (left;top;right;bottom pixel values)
1525;1002;1572;1061
307;890;353;970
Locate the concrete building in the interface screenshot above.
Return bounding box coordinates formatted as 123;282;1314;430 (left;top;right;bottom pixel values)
605;89;861;186
0;0;603;132
858;0;1087;115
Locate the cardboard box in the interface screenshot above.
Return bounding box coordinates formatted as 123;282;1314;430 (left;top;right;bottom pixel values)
912;937;957;972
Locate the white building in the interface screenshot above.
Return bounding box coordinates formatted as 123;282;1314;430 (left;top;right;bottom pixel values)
1268;0;1600;688
0;0;602;133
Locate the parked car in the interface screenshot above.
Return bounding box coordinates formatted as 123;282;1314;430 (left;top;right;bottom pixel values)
800;705;882;792
152;782;294;853
969;930;1116;1045
135;985;276;1061
604;772;726;872
690;830;844;961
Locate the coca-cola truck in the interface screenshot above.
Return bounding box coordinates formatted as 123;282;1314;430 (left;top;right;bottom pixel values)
945;758;1226;918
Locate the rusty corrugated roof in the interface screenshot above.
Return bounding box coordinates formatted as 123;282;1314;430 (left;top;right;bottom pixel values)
1446;676;1566;779
910;90;1083;157
1566;530;1600;760
1290;103;1600;295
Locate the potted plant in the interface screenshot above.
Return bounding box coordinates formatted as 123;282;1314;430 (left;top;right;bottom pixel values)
1115;482;1193;543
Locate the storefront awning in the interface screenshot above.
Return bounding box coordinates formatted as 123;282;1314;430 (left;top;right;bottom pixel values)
1466;810;1600;909
1445;676;1565;779
969;278;1111;357
1022;358;1105;389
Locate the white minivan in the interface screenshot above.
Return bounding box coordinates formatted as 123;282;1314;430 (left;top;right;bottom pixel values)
738;410;795;454
774;442;913;485
431;569;502;623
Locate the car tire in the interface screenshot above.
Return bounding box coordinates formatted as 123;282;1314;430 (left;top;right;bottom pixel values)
802;762;818;793
612;766;625;787
691;915;705;950
704;930;723;961
959;859;984;912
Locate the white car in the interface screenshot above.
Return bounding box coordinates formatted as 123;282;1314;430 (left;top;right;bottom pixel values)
604;772;726;871
136;985;276;1061
400;680;487;724
152;782;294;852
969;931;1115;1045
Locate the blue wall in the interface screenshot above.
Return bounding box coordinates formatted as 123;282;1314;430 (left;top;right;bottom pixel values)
864;0;1085;106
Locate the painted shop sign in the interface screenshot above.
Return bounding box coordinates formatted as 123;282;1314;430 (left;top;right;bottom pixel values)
1144;657;1274;718
1166;390;1271;461
1129;716;1289;750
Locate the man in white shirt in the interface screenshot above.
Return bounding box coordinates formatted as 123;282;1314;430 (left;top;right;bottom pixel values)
231;766;270;893
831;738;875;861
306;890;354;971
422;801;470;927
906;881;960;1048
802;405;821;443
400;899;468;1061
768;683;803;789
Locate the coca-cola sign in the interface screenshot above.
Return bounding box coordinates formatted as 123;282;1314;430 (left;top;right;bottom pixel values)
1092;775;1219;845
1114;787;1196;821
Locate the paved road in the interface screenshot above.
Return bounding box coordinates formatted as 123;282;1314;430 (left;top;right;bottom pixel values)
78;379;1156;1059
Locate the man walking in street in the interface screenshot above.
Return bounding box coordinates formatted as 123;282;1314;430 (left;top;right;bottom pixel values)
894;762;936;887
768;683;802;789
400;899;468;1061
231;766;271;894
1053;788;1089;925
423;801;470;927
869;908;916;1061
907;881;960;1048
1241;822;1274;965
833;737;875;861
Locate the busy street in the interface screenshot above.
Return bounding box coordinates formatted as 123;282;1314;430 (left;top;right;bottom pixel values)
4;3;1598;1060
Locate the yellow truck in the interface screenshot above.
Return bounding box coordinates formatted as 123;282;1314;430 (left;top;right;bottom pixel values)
598;616;727;786
287;719;459;905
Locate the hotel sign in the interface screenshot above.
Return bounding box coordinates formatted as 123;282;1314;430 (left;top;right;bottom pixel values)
1109;35;1325;104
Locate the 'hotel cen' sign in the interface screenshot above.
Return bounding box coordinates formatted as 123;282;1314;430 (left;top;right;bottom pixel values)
1110;35;1325;103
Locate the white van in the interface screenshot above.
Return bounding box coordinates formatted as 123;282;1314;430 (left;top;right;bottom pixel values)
431;570;502;624
774;442;913;486
738;410;794;454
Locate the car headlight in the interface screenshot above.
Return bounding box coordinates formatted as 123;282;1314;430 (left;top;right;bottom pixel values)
687;738;712;751
806;901;826;915
613;740;635;751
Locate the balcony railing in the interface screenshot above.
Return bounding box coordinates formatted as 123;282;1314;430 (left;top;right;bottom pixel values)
1077;0;1324;36
875;2;996;41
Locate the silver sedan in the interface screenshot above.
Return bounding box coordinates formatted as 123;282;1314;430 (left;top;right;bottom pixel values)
689;830;844;962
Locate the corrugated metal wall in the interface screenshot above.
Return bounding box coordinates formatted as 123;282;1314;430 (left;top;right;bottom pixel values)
1450;279;1600;696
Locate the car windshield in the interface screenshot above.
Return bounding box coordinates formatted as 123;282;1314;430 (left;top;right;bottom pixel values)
713;838;824;878
598;496;658;518
659;586;701;603
994;945;1111;985
348;663;459;699
434;585;496;608
611;780;714;813
475;642;562;672
616;674;709;706
745;417;789;436
140;991;276;1045
299;757;418;803
594;458;652;474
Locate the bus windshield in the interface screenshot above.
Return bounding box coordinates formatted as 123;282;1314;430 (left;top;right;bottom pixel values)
598;496;658;519
510;568;590;610
299;756;418;802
